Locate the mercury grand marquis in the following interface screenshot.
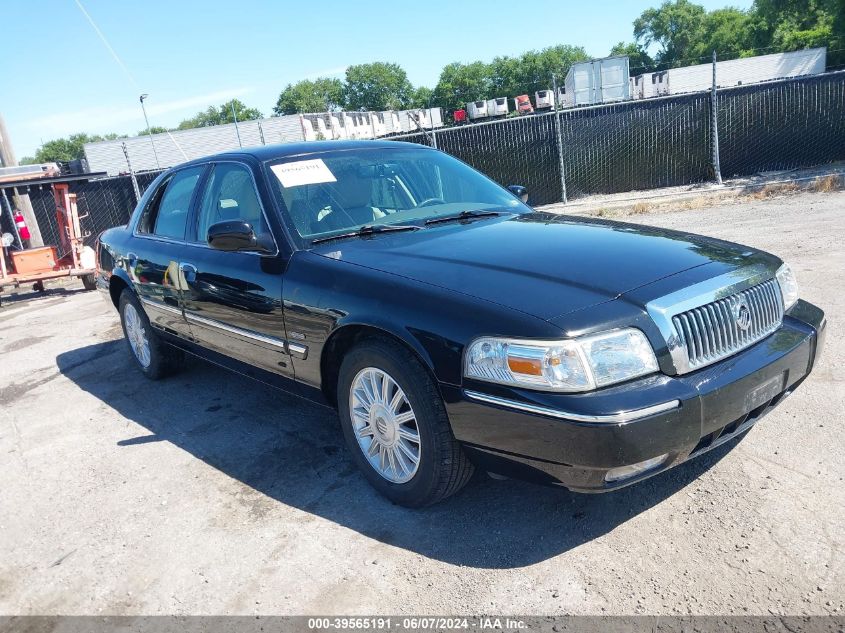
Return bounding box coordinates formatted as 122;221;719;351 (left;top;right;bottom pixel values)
96;141;826;507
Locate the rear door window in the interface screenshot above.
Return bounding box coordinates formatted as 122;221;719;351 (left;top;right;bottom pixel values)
138;166;204;240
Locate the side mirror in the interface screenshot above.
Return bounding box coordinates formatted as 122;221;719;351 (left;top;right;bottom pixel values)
507;184;529;203
207;220;270;253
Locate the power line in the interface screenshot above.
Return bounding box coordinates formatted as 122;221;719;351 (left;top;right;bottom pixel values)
72;0;140;92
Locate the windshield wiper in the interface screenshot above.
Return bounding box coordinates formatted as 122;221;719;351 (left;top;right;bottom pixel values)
311;224;421;245
424;209;503;226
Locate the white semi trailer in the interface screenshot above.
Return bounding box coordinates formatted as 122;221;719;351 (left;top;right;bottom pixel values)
631;47;827;98
467;100;489;120
486;97;509;117
563;55;631;107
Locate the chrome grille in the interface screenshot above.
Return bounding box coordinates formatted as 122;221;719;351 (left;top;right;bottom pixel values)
671;278;784;370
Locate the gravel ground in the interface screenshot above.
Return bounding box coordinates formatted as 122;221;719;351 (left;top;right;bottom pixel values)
1;190;842;616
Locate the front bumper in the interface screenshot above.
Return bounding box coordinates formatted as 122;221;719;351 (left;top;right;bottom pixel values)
443;299;826;492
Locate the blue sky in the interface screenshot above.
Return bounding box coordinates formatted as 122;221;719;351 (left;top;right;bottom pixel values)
2;0;751;158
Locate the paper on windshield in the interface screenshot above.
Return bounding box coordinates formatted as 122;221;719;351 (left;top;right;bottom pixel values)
271;159;337;188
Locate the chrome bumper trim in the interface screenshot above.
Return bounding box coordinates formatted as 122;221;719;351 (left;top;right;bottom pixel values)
464;390;681;424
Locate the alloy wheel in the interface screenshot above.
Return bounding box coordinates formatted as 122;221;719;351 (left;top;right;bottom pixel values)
124;303;151;368
349;367;421;484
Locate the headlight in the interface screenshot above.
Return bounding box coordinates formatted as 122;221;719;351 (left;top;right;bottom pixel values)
464;328;659;392
776;263;799;311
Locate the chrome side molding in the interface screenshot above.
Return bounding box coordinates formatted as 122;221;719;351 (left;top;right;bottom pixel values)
139;296;183;317
138;296;307;359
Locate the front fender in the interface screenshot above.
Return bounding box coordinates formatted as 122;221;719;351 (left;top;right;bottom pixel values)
283;252;563;393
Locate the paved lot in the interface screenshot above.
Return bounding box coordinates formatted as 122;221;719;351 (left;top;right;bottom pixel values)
1;190;843;616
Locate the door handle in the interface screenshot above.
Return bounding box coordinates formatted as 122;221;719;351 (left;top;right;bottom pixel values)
179;262;197;283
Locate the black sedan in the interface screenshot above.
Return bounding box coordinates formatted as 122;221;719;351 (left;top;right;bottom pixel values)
96;141;826;507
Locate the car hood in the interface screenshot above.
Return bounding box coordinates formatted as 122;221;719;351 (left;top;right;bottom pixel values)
310;212;762;322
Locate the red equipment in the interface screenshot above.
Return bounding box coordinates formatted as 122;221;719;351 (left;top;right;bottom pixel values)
13;210;31;241
453;109;468;124
1;182;96;300
515;95;534;115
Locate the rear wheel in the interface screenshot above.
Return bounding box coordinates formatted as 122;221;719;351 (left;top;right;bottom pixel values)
118;289;183;380
337;338;473;507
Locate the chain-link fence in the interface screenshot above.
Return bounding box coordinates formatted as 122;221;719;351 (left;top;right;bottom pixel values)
559;91;713;199
394;70;845;205
5;170;164;258
718;72;845;177
414;114;564;204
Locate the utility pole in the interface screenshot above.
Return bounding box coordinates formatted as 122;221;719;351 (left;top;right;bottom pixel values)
231;101;243;148
121;142;141;203
711;50;723;185
139;94;161;169
0;113;44;246
551;74;568;204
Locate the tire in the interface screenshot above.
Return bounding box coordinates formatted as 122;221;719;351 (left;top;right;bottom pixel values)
118;289;183;380
337;338;474;507
81;274;97;291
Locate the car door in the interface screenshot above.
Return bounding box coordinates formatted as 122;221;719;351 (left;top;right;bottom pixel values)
178;160;297;384
130;165;205;339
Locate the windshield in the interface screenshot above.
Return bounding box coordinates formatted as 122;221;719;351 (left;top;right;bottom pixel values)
265;146;529;242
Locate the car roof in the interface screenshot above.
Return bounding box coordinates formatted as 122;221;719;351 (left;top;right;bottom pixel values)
179;139;429;168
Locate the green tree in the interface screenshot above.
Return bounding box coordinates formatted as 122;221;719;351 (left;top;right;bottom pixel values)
630;0;841;68
488;55;522;96
693;8;755;59
177;99;262;130
409;86;434;108
634;0;709;66
521;45;590;87
343;62;414;110
273;77;344;114
489;45;589;97
31;132;125;163
138;125;169;135
610;41;655;73
433;61;492;111
749;0;843;63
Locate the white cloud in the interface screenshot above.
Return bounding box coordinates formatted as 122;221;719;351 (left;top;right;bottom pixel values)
24;87;252;137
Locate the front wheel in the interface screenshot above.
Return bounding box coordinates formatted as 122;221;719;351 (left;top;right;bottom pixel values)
337;338;474;507
81;274;97;291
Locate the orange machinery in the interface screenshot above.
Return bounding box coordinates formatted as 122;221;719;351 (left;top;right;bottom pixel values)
0;182;97;299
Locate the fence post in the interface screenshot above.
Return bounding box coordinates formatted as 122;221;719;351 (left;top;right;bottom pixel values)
121;142;142;204
711;50;723;185
552;74;568;204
